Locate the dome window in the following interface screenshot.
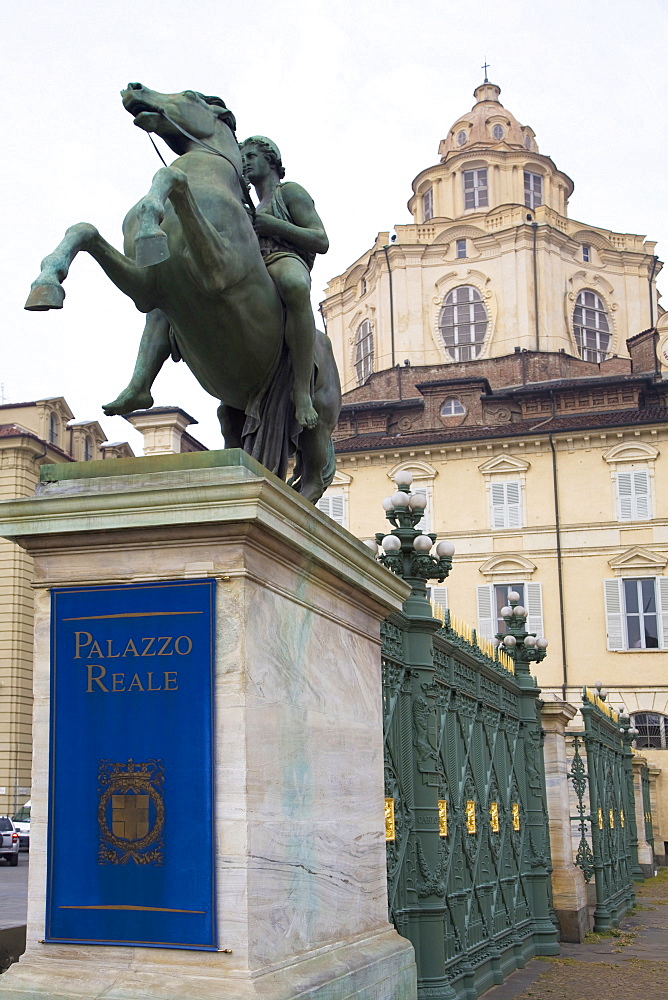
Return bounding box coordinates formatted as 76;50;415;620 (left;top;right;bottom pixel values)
524;171;543;210
524;133;532;149
582;245;590;263
492;124;504;140
441;397;465;416
354;319;374;384
457;129;467;146
463;169;488;210
422;187;434;222
573;290;611;362
84;435;94;462
439;286;488;362
456;239;467;259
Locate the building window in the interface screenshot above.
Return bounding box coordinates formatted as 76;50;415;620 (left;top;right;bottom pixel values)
631;713;668;750
582;245;590;263
463;169;488;210
428;585;448;620
524;133;532;150
441;397;465;416
489;480;522;529
573;290;611;362
524;171;543;210
616;470;651;521
492;124;504;140
84;435;94;462
477;582;544;641
457;129;467;146
354;319;374;384
439;285;488;361
360;277;367;295
456;238;467;259
49;412;59;446
604;577;668;650
422;188;434;222
316;492;348;528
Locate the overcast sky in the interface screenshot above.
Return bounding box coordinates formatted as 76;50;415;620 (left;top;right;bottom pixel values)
3;0;667;452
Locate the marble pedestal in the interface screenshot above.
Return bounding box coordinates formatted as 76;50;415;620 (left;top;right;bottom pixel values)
0;451;416;1000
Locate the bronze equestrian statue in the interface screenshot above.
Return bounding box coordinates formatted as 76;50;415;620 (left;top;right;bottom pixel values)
24;84;341;504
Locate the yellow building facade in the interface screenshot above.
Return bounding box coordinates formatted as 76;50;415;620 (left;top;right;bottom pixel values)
0;399;133;818
320;81;668;858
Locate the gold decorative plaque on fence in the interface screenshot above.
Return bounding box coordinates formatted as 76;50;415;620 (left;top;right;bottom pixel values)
511;802;520;831
609;808;615;829
438;799;448;837
466;800;476;834
620;809;625;828
385;798;396;842
489;802;500;833
598;808;604;830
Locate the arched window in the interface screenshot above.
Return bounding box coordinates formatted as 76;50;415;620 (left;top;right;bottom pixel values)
439;286;488;361
631;713;668;749
574;290;611;362
49;412;59;446
457;129;467;146
354;319;374;384
441;397;465;416
84;435;94;462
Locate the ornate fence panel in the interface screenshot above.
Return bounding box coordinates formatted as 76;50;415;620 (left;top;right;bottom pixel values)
569;688;637;931
383;608;559;1000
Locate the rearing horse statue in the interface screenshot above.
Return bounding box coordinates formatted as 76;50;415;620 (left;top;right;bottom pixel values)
25;83;341;503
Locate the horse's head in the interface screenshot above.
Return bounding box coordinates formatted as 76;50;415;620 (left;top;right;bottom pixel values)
121;83;237;155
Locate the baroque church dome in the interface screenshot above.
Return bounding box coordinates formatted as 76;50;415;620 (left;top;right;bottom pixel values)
439;82;537;159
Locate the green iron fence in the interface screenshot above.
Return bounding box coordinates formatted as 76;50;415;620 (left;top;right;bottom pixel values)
382;602;559;1000
569;687;637;931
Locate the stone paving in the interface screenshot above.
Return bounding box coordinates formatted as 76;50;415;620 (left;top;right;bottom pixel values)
484;867;668;1000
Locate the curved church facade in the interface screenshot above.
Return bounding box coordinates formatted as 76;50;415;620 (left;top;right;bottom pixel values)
320;80;668;857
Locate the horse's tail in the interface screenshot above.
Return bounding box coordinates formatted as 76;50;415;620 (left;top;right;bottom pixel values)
288;435;336;502
321;437;336;492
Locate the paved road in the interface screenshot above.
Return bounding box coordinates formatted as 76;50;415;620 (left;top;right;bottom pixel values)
483;867;668;999
0;855;28;930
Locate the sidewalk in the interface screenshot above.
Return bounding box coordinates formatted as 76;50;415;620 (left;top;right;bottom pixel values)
484;868;668;999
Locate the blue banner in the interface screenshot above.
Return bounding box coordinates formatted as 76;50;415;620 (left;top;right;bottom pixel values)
46;579;216;950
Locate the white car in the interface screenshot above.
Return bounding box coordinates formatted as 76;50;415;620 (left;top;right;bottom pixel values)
0;817;19;866
12;800;30;852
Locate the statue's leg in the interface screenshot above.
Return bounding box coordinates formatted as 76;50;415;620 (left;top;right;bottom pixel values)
265;258;318;430
25;224;152;312
103;310;171;416
216;404;246;449
296;333;342;503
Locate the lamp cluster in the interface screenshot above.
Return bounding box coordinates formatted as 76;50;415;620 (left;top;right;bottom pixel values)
494;590;548;671
365;471;455;583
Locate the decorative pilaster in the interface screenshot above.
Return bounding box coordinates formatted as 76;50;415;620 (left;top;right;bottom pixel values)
541;702;589;941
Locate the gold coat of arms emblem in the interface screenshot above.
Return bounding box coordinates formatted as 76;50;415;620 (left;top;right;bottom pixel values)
98;758;164;865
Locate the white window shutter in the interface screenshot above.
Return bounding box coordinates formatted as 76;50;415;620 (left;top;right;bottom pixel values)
657;577;668;650
604;579;625;650
316;493;347;528
490;483;507;529
413;486;432;533
428;586;448;622
506;481;522;528
632;471;651;520
525;582;544;638
477;584;496;641
616;472;634;520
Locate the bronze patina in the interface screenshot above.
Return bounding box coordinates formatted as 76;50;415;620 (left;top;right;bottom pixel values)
25;84;341;503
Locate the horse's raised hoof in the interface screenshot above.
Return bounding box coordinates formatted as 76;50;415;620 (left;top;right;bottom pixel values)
134;232;170;268
24;282;65;311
